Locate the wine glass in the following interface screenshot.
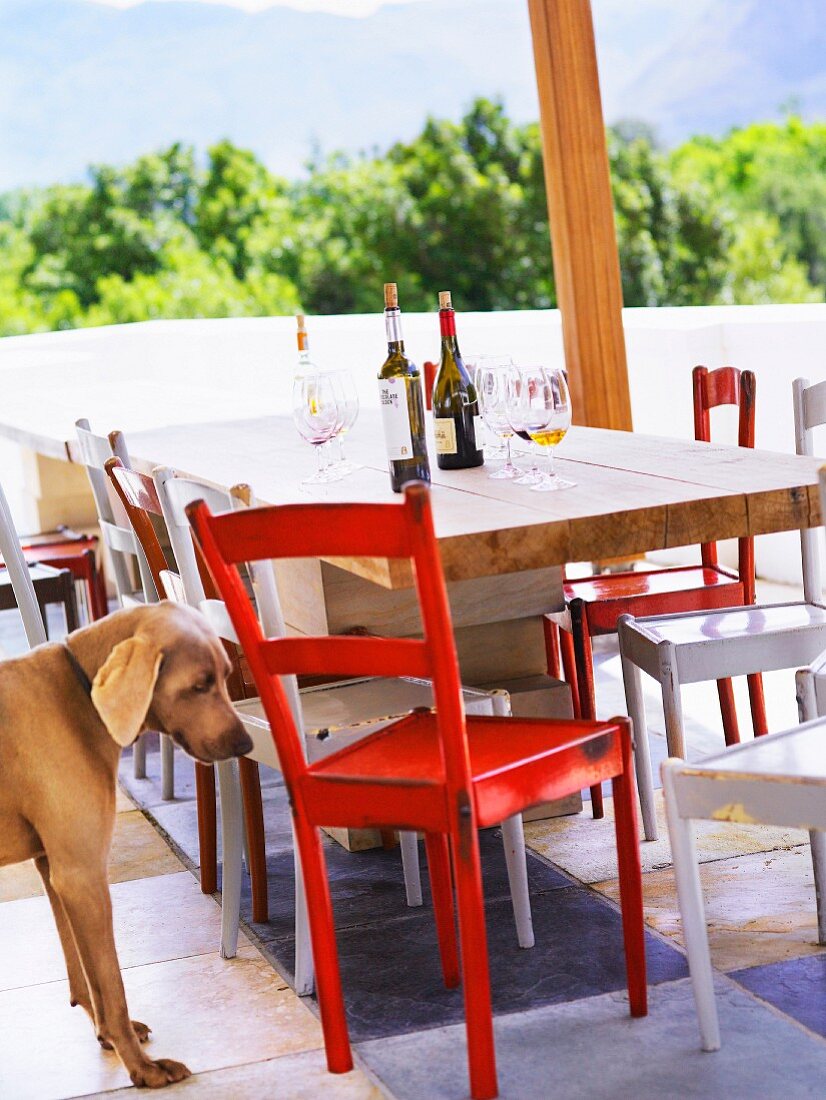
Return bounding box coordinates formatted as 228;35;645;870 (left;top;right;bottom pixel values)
473;357;520;479
327;368;361;478
292;371;341;487
508;365;576;492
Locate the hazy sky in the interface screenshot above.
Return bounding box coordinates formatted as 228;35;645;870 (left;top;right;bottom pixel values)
94;0;425;14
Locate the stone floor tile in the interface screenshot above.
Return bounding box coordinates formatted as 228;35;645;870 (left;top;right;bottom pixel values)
596;845;824;971
0;948;322;1100
526;789;808;884
0;810;182;903
732;953;826;1038
356;977;826;1100
96;1048;387;1099
261;884;685;1042
0;871;245;993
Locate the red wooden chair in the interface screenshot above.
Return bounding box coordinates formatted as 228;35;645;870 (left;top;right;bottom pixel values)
105;458;268;920
546;366;767;808
188;481;647;1100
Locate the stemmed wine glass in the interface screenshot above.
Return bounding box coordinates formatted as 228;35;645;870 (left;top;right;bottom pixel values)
327;369;361;478
292;371;341;488
507;365;576;491
473;356;520;479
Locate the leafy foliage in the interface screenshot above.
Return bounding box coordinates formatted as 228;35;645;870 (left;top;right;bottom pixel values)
0;103;823;337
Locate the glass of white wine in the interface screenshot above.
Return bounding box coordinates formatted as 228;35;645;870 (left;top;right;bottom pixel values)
508;365;576;492
292;371;341;488
472;356;520;478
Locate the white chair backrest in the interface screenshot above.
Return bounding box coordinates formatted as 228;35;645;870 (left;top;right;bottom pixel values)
793;378;826;603
74;420;157;605
153;467;303;729
0;480;47;648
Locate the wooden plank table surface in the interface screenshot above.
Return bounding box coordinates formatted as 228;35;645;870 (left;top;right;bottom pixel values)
101;411;822;590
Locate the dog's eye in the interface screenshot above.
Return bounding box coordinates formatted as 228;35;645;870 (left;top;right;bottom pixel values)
193;674;215;694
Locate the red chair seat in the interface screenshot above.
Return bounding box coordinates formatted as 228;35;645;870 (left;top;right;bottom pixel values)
303;712;623;831
563;564;744;635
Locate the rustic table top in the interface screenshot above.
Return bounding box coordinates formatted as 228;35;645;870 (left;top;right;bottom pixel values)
87;411;820;589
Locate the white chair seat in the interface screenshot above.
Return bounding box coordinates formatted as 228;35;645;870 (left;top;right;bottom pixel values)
236;677;505;770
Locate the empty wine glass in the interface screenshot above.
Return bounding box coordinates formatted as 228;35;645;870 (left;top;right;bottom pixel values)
292;371;341;487
473;357;520;479
508;365;576;492
327;369;361;478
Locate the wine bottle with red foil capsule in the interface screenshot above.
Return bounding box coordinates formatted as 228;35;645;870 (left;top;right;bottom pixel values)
377;283;430;493
431;290;484;470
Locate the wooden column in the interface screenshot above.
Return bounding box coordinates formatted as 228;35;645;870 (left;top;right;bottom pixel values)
527;0;633;431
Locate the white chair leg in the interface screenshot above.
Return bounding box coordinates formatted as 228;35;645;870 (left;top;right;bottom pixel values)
216;759;243;960
810;829;826;946
662;763;720;1052
399;830;423;907
501;814;535;948
292;824;315;996
796;667;817;723
133;732;147;779
659;639;687;759
160;734;175;800
619;620;658;841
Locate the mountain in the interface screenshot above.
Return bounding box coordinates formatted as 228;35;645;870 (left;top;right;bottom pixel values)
0;0;823;191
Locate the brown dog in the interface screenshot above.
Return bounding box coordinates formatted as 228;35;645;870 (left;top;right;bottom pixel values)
0;601;253;1087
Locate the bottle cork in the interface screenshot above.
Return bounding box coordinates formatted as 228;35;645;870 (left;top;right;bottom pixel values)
384;282;398;309
296;313;306;333
438;290;452;310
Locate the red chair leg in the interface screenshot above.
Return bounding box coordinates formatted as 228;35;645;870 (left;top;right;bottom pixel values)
748;672;768;736
292;818;353;1074
451;829;498;1100
611;722;648;1018
569;600;604;819
424;832;459;988
716;679;740;746
194;762;217;895
543;617;562;680
238;757;268;922
559;628;581;719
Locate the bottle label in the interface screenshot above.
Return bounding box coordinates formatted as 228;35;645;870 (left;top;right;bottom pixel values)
433;417;458;455
379;378;414;460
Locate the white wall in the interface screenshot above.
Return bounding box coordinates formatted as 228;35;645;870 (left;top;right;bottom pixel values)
0;304;824;580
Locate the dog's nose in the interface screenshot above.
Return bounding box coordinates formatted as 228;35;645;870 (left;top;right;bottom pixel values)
229;729;254;757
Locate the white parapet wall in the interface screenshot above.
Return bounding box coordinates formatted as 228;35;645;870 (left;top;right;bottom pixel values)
0;303;824;583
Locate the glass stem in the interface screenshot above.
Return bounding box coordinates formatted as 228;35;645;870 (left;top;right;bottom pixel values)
316;444;327;476
546;446;555;481
504;435;512;465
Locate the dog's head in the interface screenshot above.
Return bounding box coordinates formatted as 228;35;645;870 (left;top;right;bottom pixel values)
90;603;253;763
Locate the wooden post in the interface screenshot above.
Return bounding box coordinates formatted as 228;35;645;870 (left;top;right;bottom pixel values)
527;0;633;431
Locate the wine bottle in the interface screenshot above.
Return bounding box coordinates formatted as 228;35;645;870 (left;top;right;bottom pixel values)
432;291;484;470
295;313;313;374
378;283;430;493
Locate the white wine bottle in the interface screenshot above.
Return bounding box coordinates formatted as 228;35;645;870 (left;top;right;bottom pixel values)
377;283;430;493
295;313;314;374
432;291;483;470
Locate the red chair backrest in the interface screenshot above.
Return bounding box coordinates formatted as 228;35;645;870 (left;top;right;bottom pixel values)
692;365;757;595
187;483;471;801
105;458;169;592
423;361;437;411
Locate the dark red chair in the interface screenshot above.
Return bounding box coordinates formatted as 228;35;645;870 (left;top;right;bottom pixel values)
105;458;268;920
188;482;647;1100
547;366;767;778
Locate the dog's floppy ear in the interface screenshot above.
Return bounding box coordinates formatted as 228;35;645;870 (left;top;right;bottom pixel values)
91;636;163;747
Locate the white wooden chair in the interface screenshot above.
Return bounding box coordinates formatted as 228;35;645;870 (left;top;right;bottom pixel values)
662;719;826;1051
153;466;536;994
0;479;48;649
74;420;174;792
619;376;826;841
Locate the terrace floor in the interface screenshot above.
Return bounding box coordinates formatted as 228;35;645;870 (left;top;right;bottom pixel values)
2;581;826;1099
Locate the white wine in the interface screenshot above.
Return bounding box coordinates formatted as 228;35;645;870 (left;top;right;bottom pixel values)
431;291;483;470
377;283;430;493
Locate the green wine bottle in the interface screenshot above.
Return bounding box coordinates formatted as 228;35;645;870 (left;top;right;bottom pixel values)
378;283;431;493
432;290;484;470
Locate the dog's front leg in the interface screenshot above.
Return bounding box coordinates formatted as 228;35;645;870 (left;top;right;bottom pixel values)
48;858;190;1088
35;855;152;1048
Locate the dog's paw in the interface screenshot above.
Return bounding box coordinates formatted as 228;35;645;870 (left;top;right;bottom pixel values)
130;1057;191;1088
132;1020;152;1044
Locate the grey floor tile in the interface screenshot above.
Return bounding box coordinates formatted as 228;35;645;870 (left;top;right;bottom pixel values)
732;953;826;1038
357;977;826;1100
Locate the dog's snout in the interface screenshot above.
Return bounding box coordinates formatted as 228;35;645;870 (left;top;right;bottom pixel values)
227;727;254;758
